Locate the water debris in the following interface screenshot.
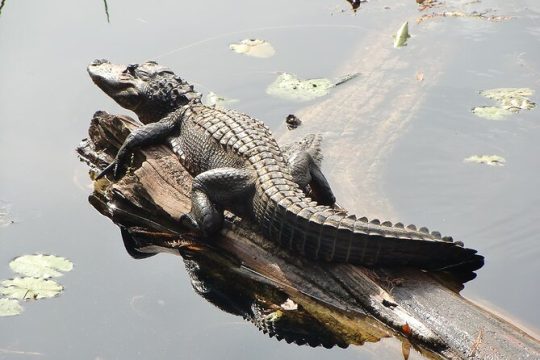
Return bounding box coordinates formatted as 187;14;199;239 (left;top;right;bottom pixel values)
416;71;424;82
266;72;358;102
416;0;441;11
346;0;367;12
417;10;511;24
204;91;238;108
9;254;74;278
0;201;14;227
464;155;506;166
280;298;298;311
0;277;64;300
393;21;411;48
472;88;535;120
285;114;302;130
0;298;23;317
229;39;275;58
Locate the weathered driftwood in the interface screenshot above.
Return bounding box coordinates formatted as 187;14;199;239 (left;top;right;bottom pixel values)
77;111;539;359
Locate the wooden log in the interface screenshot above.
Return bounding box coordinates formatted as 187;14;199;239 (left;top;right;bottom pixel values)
77;111;539;359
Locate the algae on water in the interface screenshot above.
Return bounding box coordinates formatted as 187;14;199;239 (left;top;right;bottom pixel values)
266;72;358;102
472;88;535;120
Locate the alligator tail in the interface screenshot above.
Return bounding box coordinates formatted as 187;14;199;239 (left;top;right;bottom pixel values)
262;199;484;276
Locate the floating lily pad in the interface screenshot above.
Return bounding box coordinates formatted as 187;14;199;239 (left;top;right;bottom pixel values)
393;21;411;48
229;39;275;58
471;106;513;120
1;277;64;300
464;155;506;166
205;91;238;107
267;72;358;102
0;298;23;317
10;254;73;278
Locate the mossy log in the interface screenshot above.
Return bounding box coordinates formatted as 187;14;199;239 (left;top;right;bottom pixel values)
77;111;539;359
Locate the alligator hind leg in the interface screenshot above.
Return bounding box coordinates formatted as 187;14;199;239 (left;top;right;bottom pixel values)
286;151;336;206
180;168;256;237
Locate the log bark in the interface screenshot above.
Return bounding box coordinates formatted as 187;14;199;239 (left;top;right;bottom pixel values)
77;111;539;359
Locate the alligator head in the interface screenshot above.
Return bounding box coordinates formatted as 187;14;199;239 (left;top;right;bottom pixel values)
88;59;202;124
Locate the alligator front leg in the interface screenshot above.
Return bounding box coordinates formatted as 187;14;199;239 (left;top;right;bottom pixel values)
96;117;178;180
180;168;256;237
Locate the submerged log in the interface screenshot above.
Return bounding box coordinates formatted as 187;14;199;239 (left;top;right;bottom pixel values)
77;111;539;359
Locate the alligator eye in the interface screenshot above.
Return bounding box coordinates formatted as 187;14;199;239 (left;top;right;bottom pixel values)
124;64;138;76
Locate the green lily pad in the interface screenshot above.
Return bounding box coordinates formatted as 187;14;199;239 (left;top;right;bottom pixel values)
0;298;23;317
1;277;64;300
229;39;275;58
10;254;73;278
267;72;358;102
464;155;506;166
205;91;238;108
393;21;411;48
471;106;513;120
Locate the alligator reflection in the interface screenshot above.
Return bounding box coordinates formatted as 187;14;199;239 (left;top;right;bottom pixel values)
120;227;387;349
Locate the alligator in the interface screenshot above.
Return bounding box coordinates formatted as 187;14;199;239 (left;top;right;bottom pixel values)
87;59;484;274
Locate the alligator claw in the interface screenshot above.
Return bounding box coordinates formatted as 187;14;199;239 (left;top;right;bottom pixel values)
179;213;200;231
95;161;116;180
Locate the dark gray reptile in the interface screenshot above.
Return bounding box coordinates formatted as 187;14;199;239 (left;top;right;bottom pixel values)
88;59;484;274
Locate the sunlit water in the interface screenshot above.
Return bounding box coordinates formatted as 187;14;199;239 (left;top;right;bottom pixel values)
0;0;538;358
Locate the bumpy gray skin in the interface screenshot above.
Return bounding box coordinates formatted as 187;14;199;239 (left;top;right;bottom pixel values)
88;59;484;274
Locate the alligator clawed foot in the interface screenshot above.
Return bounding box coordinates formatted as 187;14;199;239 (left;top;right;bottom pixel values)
95;161;118;181
179;213;200;232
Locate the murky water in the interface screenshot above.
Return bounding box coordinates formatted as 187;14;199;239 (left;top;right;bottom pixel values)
0;0;538;358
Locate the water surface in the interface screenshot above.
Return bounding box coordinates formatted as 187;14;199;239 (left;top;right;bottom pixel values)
0;0;538;358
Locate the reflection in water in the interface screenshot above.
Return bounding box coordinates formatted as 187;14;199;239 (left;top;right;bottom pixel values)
103;0;110;23
121;228;372;349
0;0;7;17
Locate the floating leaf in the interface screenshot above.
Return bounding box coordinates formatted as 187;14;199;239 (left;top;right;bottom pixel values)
393;21;411;48
204;91;238;108
0;298;23;317
471;106;513;120
266;72;357;102
229;39;275;58
479;88;535;111
1;277;64;300
10;254;73;278
464;155;506;166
